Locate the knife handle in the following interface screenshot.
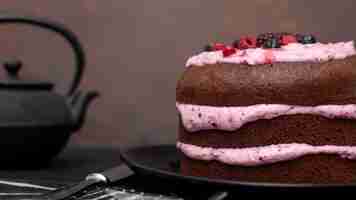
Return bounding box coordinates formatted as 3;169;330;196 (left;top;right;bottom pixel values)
33;174;107;200
207;191;229;200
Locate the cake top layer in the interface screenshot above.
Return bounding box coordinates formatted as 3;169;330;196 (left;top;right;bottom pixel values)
186;33;356;66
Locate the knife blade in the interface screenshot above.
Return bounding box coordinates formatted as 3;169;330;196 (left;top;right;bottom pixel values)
35;164;134;200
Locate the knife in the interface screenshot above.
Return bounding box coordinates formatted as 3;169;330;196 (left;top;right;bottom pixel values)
34;164;134;200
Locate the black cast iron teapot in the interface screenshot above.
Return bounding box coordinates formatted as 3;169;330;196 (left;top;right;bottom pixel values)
0;15;98;166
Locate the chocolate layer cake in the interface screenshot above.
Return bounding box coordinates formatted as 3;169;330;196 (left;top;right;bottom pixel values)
176;33;356;183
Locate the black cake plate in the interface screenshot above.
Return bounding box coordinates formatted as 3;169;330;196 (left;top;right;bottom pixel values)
120;144;356;193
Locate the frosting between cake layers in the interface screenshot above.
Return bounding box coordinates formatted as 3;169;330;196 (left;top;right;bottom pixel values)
177;142;356;166
176;103;356;132
185;41;356;66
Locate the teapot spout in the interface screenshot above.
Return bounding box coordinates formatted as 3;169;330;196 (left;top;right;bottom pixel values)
69;90;99;131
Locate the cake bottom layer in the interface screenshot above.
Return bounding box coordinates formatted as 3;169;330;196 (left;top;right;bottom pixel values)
180;154;356;184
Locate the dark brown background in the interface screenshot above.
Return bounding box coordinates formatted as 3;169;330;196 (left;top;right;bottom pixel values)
0;1;355;149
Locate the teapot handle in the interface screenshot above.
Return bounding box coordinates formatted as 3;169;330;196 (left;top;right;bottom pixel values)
0;15;85;96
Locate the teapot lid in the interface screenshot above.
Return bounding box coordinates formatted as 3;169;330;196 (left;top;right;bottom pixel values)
0;60;54;90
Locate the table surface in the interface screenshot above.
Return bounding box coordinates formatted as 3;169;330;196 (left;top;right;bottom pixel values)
0;143;123;192
0;144;216;200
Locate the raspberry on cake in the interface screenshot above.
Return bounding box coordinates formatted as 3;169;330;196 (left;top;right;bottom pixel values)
176;33;356;184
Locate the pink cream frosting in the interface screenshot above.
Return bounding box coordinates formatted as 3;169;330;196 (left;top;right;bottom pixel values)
177;142;356;166
185;41;356;66
176;103;356;132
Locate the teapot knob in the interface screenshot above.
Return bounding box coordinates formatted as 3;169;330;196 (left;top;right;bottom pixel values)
4;60;22;78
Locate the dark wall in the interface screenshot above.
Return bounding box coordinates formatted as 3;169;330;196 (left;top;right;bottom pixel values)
0;1;355;148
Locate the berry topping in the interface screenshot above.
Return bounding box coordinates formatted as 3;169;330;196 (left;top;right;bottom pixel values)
232;39;240;48
212;43;226;51
222;46;237;57
295;34;304;43
280;35;297;45
203;43;227;52
258;32;294;47
204;33;317;52
263;37;280;48
238;36;257;49
302;34;317;44
203;44;213;52
296;34;317;44
257;32;277;47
